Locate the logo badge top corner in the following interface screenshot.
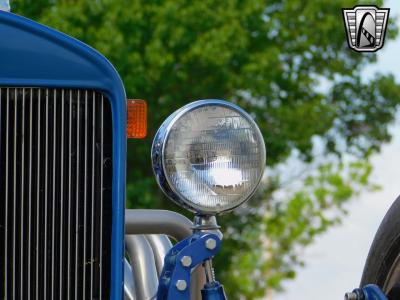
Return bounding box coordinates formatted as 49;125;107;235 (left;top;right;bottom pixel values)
342;5;390;52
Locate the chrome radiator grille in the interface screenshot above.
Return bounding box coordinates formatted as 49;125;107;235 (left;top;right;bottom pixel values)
0;88;113;299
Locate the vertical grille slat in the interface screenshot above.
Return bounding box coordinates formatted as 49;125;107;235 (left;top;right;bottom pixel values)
67;90;72;300
0;90;1;297
74;90;81;300
35;89;41;300
90;91;96;300
59;89;65;300
19;89;26;300
51;89;57;300
0;89;2;297
99;95;104;300
83;91;88;300
4;88;10;299
0;87;113;299
12;89;18;300
44;89;49;300
27;88;33;300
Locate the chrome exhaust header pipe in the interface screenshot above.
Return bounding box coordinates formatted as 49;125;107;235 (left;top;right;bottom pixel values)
124;210;205;300
124;258;136;300
124;235;172;300
145;235;173;275
125;235;159;300
125;209;193;241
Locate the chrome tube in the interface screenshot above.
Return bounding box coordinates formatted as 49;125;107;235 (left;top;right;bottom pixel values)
125;209;192;241
124;210;205;300
125;235;159;300
145;235;172;276
124;258;136;300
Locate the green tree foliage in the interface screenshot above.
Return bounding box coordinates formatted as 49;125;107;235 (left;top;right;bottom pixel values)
13;0;400;298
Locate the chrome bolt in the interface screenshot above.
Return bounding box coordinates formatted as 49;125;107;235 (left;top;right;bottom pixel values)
180;256;192;267
205;238;217;250
344;292;358;300
176;280;187;291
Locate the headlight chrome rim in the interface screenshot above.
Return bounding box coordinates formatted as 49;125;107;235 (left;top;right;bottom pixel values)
151;99;266;215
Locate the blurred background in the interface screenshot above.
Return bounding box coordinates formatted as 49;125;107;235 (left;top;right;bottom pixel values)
13;0;400;299
278;1;400;299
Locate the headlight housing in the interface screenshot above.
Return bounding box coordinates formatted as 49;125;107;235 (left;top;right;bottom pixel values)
152;100;266;215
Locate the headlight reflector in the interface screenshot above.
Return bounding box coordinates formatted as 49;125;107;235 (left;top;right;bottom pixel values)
152;100;266;214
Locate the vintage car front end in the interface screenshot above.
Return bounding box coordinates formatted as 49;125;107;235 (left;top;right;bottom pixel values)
0;4;266;300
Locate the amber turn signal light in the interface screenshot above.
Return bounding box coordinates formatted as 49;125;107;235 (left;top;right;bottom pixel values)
127;99;147;139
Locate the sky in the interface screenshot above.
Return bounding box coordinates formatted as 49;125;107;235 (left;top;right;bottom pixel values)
276;1;400;299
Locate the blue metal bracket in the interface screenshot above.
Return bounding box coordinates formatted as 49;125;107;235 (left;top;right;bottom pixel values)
348;285;388;300
201;282;227;300
157;232;222;300
363;285;388;300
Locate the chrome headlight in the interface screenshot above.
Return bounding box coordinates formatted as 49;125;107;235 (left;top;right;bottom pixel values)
152;100;266;215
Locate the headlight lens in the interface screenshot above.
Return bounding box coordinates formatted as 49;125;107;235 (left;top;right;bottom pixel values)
152;100;266;214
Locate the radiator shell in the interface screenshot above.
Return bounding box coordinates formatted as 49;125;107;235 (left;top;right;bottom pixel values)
0;10;126;300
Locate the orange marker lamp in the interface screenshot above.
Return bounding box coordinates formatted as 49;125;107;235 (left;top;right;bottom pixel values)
127;99;147;139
